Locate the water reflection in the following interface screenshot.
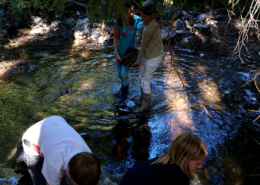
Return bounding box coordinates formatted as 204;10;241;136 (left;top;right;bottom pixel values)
0;39;260;184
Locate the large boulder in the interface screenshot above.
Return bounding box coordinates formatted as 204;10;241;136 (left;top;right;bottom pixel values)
74;18;92;39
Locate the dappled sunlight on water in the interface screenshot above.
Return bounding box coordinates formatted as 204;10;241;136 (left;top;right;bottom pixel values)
197;79;221;105
1;39;260;184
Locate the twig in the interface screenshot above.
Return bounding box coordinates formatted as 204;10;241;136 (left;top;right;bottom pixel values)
241;69;260;87
248;109;260;112
200;104;213;118
251;167;260;178
251;137;260;145
231;0;259;64
132;0;140;8
253;115;260;122
247;109;260;122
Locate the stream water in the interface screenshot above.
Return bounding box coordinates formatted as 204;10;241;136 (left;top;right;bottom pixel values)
0;37;260;185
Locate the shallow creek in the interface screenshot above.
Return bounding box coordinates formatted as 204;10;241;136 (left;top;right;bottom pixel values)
0;38;260;184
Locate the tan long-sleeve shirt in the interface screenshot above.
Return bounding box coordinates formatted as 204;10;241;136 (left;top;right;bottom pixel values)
136;19;164;64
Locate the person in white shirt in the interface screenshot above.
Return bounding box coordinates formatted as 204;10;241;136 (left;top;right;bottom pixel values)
22;115;100;185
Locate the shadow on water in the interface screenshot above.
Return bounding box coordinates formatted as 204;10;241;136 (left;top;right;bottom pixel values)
0;37;260;184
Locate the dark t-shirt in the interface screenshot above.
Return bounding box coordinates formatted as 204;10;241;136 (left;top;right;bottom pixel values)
119;158;190;185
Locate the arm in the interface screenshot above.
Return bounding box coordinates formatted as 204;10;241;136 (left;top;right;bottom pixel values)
113;23;121;63
135;28;151;65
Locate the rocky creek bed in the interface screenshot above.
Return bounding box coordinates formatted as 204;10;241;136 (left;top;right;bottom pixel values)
0;6;260;185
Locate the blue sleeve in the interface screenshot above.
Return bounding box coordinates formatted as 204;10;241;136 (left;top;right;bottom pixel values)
135;15;144;36
135;15;143;24
137;22;144;37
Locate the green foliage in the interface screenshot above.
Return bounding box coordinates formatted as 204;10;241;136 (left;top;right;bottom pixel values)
0;10;6;38
50;0;67;11
87;0;139;23
0;0;257;25
1;0;67;16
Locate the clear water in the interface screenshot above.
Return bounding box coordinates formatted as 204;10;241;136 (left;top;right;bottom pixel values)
0;38;260;184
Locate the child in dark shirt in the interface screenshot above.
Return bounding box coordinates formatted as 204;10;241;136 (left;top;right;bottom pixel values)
119;132;207;185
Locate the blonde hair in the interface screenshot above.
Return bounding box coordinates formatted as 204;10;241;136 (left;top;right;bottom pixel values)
152;132;207;180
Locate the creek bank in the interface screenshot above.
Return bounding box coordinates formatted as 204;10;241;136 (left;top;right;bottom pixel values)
1;6;260;185
1;6;259;76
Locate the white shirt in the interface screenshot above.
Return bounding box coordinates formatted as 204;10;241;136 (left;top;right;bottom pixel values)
22;115;92;185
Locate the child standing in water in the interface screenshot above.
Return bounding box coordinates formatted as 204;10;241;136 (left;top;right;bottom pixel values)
114;1;142;98
119;132;208;185
132;1;164;111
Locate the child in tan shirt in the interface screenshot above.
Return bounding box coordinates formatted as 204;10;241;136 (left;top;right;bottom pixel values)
132;1;164;111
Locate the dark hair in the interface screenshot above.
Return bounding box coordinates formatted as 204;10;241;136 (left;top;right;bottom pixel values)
68;152;101;185
140;1;156;15
140;1;162;29
116;1;134;27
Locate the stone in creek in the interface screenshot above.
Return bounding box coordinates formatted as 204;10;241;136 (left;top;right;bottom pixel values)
214;15;225;21
196;14;207;22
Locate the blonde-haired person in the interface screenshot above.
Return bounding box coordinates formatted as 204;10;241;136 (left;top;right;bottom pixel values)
114;1;143;98
119;132;207;185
